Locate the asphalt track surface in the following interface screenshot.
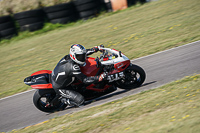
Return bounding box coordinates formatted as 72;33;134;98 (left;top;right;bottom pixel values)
0;40;200;132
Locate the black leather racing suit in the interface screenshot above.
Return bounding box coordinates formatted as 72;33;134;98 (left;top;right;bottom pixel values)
51;48;100;106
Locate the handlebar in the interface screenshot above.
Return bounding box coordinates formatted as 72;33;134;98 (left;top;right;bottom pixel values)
99;48;119;61
94;47;130;73
95;47;129;66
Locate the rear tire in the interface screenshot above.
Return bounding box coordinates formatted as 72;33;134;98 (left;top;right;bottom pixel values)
115;64;146;89
33;89;67;113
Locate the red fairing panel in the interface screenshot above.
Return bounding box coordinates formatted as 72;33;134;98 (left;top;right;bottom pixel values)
114;60;130;72
31;70;53;89
80;57;100;76
86;84;112;92
31;70;52;76
31;84;53;89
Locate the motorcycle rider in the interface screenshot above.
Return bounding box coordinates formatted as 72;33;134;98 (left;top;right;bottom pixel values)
51;44;107;107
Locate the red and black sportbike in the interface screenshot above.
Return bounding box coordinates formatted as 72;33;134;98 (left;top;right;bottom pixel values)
24;47;146;113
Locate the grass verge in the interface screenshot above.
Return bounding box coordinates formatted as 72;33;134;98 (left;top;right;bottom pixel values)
0;0;200;98
9;74;200;133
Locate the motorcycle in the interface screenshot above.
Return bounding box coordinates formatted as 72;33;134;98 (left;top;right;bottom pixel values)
24;47;146;113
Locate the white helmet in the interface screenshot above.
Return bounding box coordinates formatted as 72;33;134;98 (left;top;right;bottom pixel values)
70;44;87;65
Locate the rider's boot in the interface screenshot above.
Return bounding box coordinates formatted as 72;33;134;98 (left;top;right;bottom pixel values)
59;89;84;107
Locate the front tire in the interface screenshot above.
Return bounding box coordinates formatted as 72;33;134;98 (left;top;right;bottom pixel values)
33;89;67;113
116;64;146;89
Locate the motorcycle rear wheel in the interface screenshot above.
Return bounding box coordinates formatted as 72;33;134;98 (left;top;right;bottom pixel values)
115;64;146;89
33;89;67;113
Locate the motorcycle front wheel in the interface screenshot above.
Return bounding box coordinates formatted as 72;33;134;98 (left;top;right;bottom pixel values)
115;64;146;89
33;89;67;113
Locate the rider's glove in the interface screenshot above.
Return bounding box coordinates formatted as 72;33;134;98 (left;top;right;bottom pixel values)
92;46;99;52
98;45;104;52
99;72;108;82
93;45;104;52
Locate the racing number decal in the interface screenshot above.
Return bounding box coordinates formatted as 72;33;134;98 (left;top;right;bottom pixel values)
107;72;125;82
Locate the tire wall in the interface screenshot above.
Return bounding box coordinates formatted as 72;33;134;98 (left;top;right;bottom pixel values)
43;2;78;24
0;0;147;41
13;9;45;32
74;0;101;20
0;15;17;40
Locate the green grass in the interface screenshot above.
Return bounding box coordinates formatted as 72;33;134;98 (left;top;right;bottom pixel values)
9;74;200;133
0;0;200;98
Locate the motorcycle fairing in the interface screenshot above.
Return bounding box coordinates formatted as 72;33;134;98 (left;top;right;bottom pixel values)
80;57;100;76
25;52;130;90
81;55;130;77
113;60;130;72
24;70;53;89
31;70;52;76
86;84;112;92
31;83;53;89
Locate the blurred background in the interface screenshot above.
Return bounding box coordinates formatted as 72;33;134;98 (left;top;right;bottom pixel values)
0;0;150;40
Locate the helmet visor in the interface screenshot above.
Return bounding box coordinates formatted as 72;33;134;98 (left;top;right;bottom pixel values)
76;53;86;62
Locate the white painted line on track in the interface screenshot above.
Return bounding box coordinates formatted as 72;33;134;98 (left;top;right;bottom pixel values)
0;89;35;101
0;40;200;101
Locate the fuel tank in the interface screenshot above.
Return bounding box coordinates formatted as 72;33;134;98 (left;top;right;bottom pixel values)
80;57;100;76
